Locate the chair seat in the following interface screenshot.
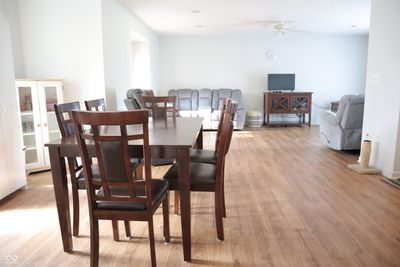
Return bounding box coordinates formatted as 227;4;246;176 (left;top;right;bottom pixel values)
163;162;216;191
152;158;175;166
96;179;169;211
77;161;140;189
190;149;217;164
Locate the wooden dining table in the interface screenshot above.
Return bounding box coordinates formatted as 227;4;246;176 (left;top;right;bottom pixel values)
45;117;203;262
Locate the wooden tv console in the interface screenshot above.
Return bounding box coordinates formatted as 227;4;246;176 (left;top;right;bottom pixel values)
263;91;313;127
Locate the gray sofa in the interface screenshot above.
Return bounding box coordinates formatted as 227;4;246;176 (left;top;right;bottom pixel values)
167;89;245;129
320;94;365;150
123;89;154;110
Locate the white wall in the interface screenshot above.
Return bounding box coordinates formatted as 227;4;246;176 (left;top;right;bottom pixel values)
159;34;368;124
362;0;400;178
17;0;105;105
0;17;26;199
0;0;25;78
102;0;159;110
131;41;152;89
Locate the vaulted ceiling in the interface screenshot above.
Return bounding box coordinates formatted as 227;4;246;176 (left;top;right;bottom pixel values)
117;0;370;35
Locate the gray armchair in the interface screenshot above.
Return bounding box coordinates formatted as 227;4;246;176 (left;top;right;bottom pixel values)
320;94;365;150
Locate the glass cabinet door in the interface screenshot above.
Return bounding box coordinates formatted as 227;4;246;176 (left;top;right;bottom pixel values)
38;81;63;166
16;82;43;168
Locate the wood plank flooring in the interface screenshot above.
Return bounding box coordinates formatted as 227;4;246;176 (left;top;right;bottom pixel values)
1;126;400;266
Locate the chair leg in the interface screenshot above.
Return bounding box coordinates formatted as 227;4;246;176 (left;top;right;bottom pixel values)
162;192;170;242
112;220;119;241
124;221;131;238
215;192;224;241
71;185;80;236
174;191;180;215
222;181;226;218
68;161;80;237
90;218;99;267
148;217;157;267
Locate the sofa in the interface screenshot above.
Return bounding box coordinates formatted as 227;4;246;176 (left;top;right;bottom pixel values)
167;88;245;129
123;89;154;110
319;94;365;150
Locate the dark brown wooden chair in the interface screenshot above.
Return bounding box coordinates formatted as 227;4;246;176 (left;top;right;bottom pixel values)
190;98;235;165
54;102;132;240
72;109;170;267
141;96;177;120
85;98;106;111
163;103;234;241
141;96;177;167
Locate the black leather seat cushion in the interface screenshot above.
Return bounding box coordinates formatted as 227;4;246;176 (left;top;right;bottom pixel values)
190;149;217;165
163;162;216;190
96;179;169;211
77;161;140;189
77;164;100;189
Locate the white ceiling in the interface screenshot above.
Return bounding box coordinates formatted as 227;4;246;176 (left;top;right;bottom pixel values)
117;0;371;36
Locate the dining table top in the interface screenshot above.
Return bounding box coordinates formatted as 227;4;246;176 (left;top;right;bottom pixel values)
45;117;204;148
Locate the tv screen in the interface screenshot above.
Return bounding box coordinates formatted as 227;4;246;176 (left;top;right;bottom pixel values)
268;74;295;91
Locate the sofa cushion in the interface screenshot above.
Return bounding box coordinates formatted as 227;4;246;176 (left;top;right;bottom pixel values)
199;89;212;108
169;89;199;111
167;88;245;129
212;89;243;110
335;94;364;124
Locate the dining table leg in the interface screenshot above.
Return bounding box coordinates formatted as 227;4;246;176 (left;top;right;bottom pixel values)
48;146;73;252
177;148;191;261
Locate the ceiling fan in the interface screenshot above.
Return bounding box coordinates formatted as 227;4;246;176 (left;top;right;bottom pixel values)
271;21;307;39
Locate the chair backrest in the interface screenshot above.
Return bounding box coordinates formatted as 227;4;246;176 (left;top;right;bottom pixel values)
54;101;81;137
215;106;234;187
335;95;365;129
54;101;81;170
215;98;232;150
85;98;106;111
141;96;177;119
224;102;238;155
71;110;153;211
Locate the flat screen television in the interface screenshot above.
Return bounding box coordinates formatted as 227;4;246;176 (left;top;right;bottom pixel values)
268;73;295;91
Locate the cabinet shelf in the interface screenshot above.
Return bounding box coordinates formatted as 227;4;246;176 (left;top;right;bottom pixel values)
20;111;34;116
25;146;37;151
23;131;35;136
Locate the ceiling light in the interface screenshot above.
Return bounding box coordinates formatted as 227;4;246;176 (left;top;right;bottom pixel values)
350;24;357;28
275;31;287;39
191;10;200;14
195;25;203;28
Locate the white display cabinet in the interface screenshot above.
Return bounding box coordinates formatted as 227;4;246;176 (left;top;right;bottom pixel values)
15;80;63;172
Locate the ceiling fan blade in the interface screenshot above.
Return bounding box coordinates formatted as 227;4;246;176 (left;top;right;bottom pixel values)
287;29;309;33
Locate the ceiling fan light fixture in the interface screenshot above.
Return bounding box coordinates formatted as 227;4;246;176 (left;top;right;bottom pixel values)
275;30;287;39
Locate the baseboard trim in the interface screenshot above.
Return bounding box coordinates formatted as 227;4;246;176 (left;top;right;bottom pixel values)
382;170;400;179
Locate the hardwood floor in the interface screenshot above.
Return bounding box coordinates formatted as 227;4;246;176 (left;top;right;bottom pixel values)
1;126;400;266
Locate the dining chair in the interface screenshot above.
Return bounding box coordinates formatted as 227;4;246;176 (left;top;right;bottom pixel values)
141;96;177;119
72;109;170;267
54;102;132;240
85;98;143;185
141;96;177;167
163;104;234;241
190;98;235;165
85;98;106;111
188;100;238;217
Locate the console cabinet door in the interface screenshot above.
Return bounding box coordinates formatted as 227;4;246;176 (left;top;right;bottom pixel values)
269;94;290;113
290;94;311;113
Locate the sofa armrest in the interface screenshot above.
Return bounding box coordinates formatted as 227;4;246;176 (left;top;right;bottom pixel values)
320;110;339;126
